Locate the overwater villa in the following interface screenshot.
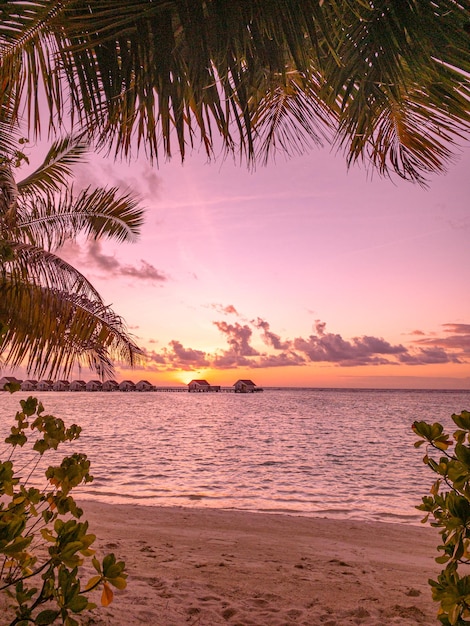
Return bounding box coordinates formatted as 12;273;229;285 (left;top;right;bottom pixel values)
233;379;263;393
53;380;70;391
119;380;136;392
0;376;22;389
21;379;37;391
86;380;103;392
188;379;220;392
136;380;154;392
70;380;86;391
102;379;119;392
37;380;53;391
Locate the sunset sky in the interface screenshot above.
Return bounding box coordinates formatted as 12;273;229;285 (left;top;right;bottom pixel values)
18;139;470;388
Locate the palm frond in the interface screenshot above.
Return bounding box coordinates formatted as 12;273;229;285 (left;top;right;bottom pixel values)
0;128;145;376
2;1;470;182
321;0;470;182
0;279;142;379
0;109;20;163
337;80;470;183
3;241;103;302
66;186;145;243
250;69;334;164
0;1;69;133
17;135;88;196
0;162;18;220
16;186;144;249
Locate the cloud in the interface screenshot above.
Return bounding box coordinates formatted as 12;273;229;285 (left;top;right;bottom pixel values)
399;347;459;365
140;314;469;375
211;352;255;368
211;303;240;316
251;351;306;368
211;321;260;368
253;318;291;350
213;321;259;357
120;259;167;282
409;323;470;362
164;341;210;368
143;350;167;365
293;322;408;366
87;241;168;283
141;342;210;372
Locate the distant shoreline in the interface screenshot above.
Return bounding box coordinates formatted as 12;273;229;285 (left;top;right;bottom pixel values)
2;385;468;393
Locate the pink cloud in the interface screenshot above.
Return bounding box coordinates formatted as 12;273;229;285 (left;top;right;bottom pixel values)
293;323;407;366
141;315;469;373
251;352;306;368
399;347;459;365
253;318;292;350
88;241;167;283
164;341;210;368
213;321;259;357
410;323;470;361
210;303;240;316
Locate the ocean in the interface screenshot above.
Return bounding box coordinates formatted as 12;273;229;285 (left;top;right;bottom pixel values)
1;388;469;525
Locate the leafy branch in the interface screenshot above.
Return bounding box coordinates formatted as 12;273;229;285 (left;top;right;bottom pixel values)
413;410;470;625
0;393;127;626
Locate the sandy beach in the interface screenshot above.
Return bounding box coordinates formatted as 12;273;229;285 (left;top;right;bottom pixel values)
72;501;441;625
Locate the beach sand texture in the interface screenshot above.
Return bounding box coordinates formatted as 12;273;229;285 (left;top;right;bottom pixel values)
68;502;441;626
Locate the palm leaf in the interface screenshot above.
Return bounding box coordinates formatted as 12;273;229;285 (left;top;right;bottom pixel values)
320;0;470;182
2;1;470;183
0;130;145;377
0;1;69;133
3;240;103;301
17;135;89;196
0;162;19;221
0;278;142;378
16;186;144;249
249;69;333;164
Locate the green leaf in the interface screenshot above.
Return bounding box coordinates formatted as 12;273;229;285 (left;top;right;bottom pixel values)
452;411;470;431
4;382;21;393
436;554;450;564
2;535;33;556
108;576;127;590
20;397;39;417
455;443;470;468
36;610;60;625
68;594;89;613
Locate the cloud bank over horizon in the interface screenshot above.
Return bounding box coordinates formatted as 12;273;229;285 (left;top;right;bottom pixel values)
138;304;469;375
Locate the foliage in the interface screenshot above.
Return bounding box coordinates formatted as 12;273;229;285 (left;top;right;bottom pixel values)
0;393;127;625
0;135;144;379
0;1;469;182
413;411;470;625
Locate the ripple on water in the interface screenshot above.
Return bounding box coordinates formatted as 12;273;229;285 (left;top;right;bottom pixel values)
1;388;469;524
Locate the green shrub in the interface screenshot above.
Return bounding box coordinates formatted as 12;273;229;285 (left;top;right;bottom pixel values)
0;394;127;626
413;410;470;625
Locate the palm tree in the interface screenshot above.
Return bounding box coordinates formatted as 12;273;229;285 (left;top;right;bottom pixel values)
0;135;144;379
1;1;469;183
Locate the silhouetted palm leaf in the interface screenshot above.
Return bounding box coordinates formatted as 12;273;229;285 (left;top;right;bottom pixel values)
0;278;141;378
17;186;144;250
0;137;144;377
1;2;470;179
17;136;88;197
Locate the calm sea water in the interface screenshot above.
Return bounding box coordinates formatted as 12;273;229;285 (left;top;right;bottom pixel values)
1;388;469;525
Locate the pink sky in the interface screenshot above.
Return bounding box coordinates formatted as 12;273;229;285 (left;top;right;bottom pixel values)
17;140;470;388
